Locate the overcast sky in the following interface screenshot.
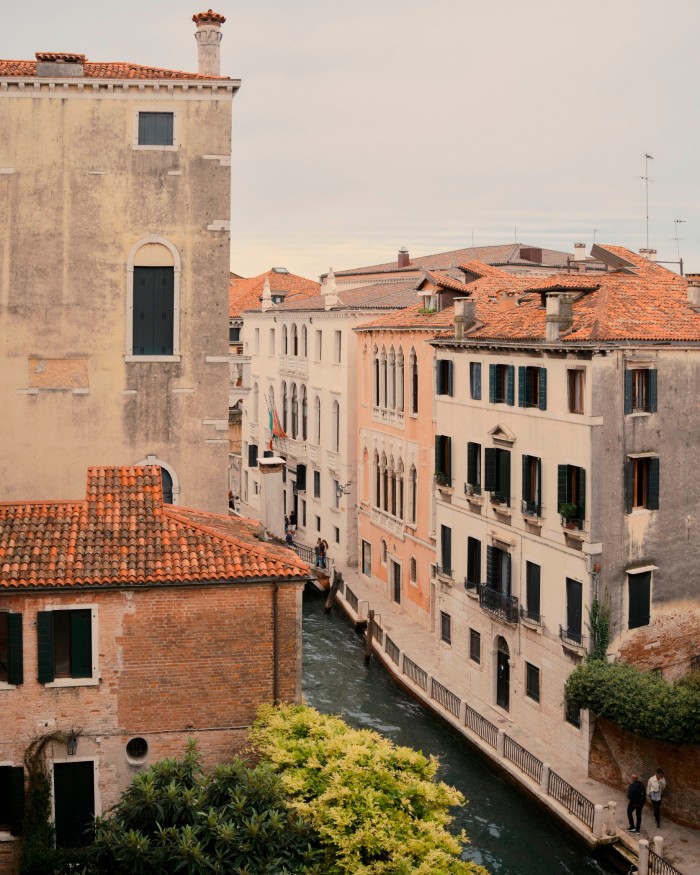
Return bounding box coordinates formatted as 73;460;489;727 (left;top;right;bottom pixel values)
6;1;700;279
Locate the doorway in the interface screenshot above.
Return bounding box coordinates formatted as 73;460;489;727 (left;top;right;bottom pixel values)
54;760;95;848
496;637;510;711
391;560;401;604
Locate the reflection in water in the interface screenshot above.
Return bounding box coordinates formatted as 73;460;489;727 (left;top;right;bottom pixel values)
302;592;610;875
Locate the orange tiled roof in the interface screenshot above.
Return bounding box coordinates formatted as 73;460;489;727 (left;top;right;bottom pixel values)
0;467;309;589
421;271;473;294
0;58;229;81
436;247;700;344
229;270;320;318
357;302;455;331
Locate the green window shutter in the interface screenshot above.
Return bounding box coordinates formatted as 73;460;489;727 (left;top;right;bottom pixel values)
557;464;568;509
473;363;481;400
447;361;454;396
522;455;530;502
37;611;54;683
625;460;634;513
629;573;651;629
648;457;660;510
500;450;511;500
10;766;25;836
70;610;92;679
435;437;443;476
518;366;526;407
488;364;496;403
504;553;512;596
8;613;23;685
648;369;658;412
539;368;547;410
444;436;452;477
506;366;515;406
577;466;586;520
624;370;633;414
486;545;496;587
436;362;443;394
467;442;477;485
526;563;541;615
484;448;497;492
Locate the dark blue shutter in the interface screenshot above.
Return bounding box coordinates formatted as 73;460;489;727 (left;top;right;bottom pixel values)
625;460;634;513
566;578;583;638
71;610;92;679
518;367;526;407
489;364;496;403
577;467;586;520
506;366;515;406
133;267;174;355
441;526;452;575
624;371;633;414
539;368;547;410
557;465;568;509
648;369;658;413
473;363;481;400
467;442;478;486
37;611;54;683
648;458;660;510
522;455;530;503
436;362;443;395
10;766;25;836
8;614;23;685
484;448;497;492
526;563;541;616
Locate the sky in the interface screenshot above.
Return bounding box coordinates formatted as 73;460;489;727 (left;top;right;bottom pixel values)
5;0;700;279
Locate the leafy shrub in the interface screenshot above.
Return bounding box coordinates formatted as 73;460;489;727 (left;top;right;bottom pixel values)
565;661;700;745
251;703;489;875
90;740;321;874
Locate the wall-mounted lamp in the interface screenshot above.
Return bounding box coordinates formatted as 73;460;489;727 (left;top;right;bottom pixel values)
67;731;78;756
335;481;352;499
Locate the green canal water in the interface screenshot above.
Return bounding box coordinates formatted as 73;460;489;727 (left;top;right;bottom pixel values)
302;590;614;875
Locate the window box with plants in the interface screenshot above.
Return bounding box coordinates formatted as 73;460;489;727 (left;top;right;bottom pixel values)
559;502;582;530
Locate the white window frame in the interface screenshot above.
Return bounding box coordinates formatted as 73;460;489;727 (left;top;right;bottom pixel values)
43;604;99;689
132;108;179;151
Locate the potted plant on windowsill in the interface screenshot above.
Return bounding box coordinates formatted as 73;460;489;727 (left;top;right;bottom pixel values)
559;502;579;529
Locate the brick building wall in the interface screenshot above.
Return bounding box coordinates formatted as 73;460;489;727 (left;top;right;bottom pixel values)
589;718;700;828
616;612;700;681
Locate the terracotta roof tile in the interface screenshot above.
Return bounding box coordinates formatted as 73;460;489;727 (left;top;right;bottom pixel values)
0;467;309;589
230;270;320;317
0;59;230;81
357;302;455;331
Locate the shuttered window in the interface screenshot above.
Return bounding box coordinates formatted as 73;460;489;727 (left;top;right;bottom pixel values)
435;435;452;485
37;610;92;683
518;366;547;410
522;455;542;515
489;364;514;404
484;448;511;502
138;111;174;145
133;267;174;355
526;664;540;702
486;545;511;596
470;362;482;400
466;537;481;588
469;629;481;664
625;457;659;512
565;578;583;642
440;525;452;577
440;611;452;644
525;562;541;622
467;442;481;493
624;368;657;414
248;444;258;468
0;765;25;835
628;572;651;629
557;464;586;522
0;612;23;685
436;360;454;396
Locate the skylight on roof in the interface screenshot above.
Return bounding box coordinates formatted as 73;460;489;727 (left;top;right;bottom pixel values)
272;267;289;274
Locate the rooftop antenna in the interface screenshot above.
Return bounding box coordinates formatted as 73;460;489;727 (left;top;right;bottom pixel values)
639;153;654;250
673;218;685;261
593;228;599;244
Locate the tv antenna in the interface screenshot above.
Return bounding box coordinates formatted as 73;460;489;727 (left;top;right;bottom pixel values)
639;153;654;251
672;218;685;261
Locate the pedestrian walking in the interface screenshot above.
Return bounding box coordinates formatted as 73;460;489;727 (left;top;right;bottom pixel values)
626;773;646;834
289;511;297;534
285;530;294;546
284;515;290;532
319;538;328;569
314;538;323;567
647;769;666;829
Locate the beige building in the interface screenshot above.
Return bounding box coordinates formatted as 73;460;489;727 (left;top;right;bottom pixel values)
0;11;239;513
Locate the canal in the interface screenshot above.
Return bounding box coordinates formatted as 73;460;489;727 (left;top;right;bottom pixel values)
302;590;613;875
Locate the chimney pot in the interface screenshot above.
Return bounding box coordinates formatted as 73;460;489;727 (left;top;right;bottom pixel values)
573;243;586;262
398;247;410;269
193;9;226;76
639;248;657;261
453;297;476;340
686;276;700;309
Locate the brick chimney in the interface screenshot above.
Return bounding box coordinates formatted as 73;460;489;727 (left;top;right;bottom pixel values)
639;248;657;261
398;247;410;268
35;52;85;77
453;297;477;341
545;293;574;342
193;9;226;76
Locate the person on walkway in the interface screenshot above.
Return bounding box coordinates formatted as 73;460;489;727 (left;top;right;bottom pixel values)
627;773;646;833
647;769;666;829
319;538;329;569
285;530;294;546
314;538;323;567
289;511;297;534
284;515;290;532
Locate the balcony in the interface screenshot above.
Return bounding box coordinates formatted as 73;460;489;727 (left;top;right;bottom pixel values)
279;355;309;379
285;438;308;459
477;584;519;624
559;625;585;656
371;406;405;429
370;507;405;539
326;450;340;474
520;605;542;629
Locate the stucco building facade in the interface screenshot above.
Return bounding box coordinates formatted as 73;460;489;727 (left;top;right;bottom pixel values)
0;12;239;513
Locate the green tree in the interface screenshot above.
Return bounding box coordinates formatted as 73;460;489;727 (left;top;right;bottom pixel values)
90;740;321;874
251;704;489;875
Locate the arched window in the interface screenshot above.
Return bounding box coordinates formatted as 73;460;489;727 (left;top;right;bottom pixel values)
397;458;404;520
282;325;288;355
127;238;181;359
135;455;180;505
291;383;299;439
389;455;397;515
362;447;369;501
410;465;417;524
282;381;288;432
397;347;405;412
389;347;396;410
381;346;388;409
410;347;418;414
381;452;388;512
252;382;259;424
374;451;381;507
373;346;380;407
291;324;298;356
161;467;174;504
301;325;308;358
301;385;308;440
332;400;340;452
314;395;321;445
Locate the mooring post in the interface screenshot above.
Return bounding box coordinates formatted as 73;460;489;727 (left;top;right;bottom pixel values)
364;609;375;663
592;804;604;839
324;571;342;613
605;801;617;836
637;839;649;875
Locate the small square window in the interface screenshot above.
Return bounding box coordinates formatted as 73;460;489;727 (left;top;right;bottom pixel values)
469;629;481;663
334;526;340;544
410;557;417;583
440;611;452;645
565;701;581;728
138;111;174;146
526;663;540;702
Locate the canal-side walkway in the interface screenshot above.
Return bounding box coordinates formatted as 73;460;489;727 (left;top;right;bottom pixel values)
330;563;700;875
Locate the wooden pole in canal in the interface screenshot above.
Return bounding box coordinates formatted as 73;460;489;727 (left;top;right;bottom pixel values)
364;609;375;663
324;570;342;613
